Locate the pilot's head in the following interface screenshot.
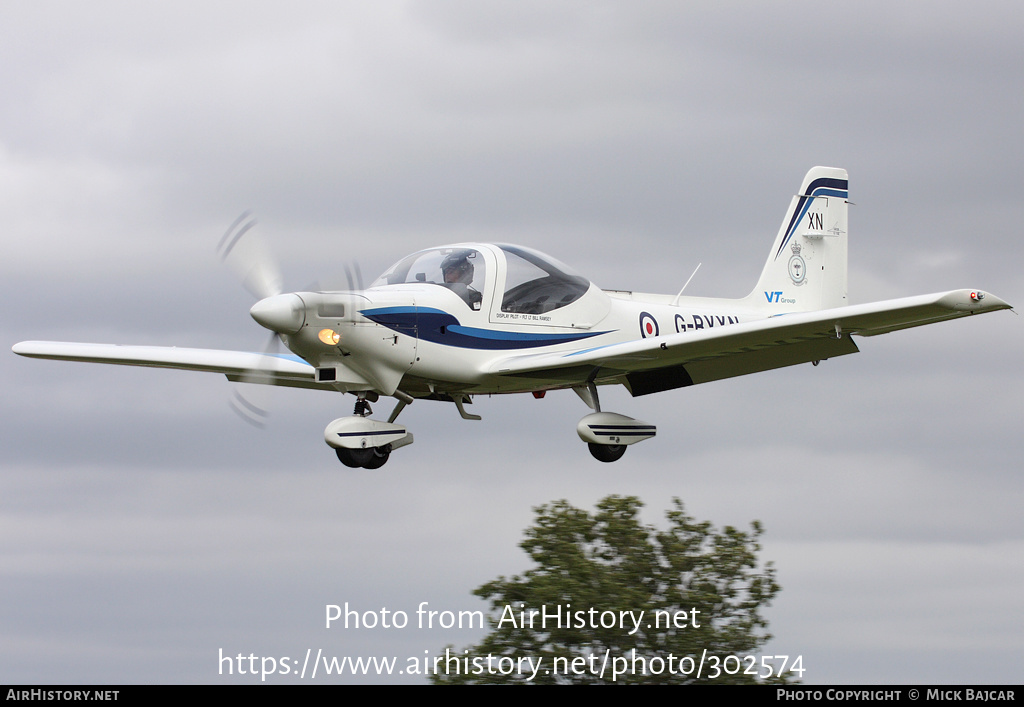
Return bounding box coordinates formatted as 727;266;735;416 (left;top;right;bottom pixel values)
441;250;474;285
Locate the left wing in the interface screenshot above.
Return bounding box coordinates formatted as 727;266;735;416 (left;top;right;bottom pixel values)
488;289;1012;396
11;341;335;391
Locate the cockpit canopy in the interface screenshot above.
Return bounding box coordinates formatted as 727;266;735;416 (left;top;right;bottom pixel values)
495;244;590;314
372;247;486;309
371;243;592;315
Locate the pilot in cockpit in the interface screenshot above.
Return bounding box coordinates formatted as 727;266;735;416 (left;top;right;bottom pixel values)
441;250;483;309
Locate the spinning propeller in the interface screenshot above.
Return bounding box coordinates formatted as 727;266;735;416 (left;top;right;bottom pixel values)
217;213;366;427
218;212;287;427
217;211;284;301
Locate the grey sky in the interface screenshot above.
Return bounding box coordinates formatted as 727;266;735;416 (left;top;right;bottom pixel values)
2;1;1021;684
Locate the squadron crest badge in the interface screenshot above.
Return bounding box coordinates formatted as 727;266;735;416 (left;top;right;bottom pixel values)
788;242;807;286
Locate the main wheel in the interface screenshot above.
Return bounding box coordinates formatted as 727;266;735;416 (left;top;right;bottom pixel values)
362;444;391;469
588;443;626;463
336;446;374;468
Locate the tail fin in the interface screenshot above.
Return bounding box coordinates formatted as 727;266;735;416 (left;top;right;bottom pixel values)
744;166;849;312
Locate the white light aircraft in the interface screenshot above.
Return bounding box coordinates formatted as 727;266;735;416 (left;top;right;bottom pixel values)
13;167;1011;468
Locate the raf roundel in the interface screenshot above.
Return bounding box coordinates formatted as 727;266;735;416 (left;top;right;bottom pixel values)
639;311;659;338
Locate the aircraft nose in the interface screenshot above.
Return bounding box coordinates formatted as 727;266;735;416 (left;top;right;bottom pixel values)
250;293;306;334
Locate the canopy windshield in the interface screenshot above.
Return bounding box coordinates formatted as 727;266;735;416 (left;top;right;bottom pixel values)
372;247;486;309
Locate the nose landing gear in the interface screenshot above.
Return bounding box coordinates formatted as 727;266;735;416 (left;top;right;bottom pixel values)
335;443;392;469
325;395;412;469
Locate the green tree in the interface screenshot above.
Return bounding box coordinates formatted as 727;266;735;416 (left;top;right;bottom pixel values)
432;495;787;684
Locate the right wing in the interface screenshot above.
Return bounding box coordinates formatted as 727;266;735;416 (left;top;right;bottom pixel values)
11;341;338;392
488;289;1012;395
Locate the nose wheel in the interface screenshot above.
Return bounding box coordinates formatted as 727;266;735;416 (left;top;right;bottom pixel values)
325;396;412;469
336;444;392;469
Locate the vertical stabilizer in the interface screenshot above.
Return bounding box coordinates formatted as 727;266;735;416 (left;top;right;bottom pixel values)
744;167;849;312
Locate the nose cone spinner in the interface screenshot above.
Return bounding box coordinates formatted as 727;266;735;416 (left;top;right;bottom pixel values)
250;293;306;335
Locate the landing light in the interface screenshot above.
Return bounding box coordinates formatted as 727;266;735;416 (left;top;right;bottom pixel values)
319;328;341;345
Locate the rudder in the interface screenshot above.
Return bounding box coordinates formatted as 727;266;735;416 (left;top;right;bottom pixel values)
745;166;849;312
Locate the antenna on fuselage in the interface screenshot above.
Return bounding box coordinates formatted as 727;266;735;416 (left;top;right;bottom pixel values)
672;263;702;306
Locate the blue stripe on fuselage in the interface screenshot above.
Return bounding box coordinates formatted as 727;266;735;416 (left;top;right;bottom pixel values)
360;306;607;350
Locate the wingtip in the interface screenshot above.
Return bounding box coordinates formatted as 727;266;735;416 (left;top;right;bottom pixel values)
935;290;1012;313
973;291;1011;312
